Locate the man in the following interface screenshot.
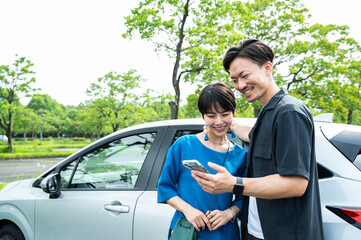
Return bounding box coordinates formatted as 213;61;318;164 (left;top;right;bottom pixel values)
192;39;324;240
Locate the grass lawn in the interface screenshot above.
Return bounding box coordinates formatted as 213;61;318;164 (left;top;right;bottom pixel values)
0;138;92;160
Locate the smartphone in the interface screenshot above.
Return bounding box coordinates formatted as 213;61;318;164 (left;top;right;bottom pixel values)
182;160;210;173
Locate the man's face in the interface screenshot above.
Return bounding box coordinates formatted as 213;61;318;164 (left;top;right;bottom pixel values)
229;57;272;106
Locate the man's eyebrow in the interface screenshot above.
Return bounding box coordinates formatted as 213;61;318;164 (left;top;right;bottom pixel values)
230;70;245;78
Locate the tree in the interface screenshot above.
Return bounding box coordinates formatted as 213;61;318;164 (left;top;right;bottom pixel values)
302;60;361;124
142;92;174;120
123;0;238;119
86;69;145;132
0;55;37;152
77;100;113;139
27;94;64;144
13;106;36;141
124;0;361;122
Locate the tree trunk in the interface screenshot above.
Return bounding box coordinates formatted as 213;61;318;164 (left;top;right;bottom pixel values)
8;111;14;153
23;126;26;142
347;110;353;124
40;125;43;145
170;0;190;119
6;132;13;153
97;127;101;139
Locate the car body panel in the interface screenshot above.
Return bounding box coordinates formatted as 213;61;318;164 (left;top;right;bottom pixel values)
34;190;141;240
314;124;361;181
133;190;173;240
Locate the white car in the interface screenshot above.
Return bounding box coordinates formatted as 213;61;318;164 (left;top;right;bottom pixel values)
0;116;360;240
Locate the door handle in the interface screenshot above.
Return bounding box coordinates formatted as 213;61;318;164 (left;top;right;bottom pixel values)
104;201;130;214
104;204;130;213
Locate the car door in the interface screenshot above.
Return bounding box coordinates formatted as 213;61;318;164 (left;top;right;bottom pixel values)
34;130;164;240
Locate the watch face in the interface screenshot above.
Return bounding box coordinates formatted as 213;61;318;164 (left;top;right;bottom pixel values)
233;183;244;195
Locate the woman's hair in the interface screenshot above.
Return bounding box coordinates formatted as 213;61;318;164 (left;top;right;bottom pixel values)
198;82;236;115
223;39;274;73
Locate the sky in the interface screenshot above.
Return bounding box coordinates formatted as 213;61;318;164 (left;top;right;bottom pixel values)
0;0;360;107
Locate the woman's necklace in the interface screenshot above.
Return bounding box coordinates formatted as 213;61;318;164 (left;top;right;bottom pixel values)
208;138;229;145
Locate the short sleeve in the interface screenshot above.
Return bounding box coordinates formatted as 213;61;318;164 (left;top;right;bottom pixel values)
157;140;181;204
274;110;312;180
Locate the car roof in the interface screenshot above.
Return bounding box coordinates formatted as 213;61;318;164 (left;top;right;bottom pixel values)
114;117;257;133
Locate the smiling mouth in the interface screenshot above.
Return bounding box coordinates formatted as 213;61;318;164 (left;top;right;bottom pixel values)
214;126;227;132
242;87;254;96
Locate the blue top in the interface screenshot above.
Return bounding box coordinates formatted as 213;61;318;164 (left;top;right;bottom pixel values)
157;135;247;240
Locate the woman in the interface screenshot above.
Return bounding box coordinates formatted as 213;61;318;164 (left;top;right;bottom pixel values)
157;82;247;240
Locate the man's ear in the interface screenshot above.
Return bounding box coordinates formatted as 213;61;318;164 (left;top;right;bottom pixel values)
264;61;273;76
264;61;273;71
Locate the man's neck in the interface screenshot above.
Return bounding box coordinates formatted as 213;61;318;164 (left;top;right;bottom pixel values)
259;82;280;107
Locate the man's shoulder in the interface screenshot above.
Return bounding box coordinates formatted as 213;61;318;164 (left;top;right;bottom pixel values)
277;94;310;115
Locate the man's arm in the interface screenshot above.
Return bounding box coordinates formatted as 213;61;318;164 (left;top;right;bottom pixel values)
233;120;252;142
192;162;308;199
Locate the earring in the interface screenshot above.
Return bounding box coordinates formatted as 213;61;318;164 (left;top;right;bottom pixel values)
203;125;209;141
230;122;235;138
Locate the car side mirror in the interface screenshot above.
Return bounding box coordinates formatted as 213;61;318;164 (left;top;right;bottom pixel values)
40;173;61;199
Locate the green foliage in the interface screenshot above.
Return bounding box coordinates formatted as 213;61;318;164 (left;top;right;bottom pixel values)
85;70;147;133
1;0;361;143
123;0;361;123
0;183;7;191
0;55;38;152
123;0;242;119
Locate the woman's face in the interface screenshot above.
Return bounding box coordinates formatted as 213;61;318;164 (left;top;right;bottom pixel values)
202;105;233;138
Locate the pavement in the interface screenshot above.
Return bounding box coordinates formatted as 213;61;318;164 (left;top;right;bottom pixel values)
0;157;64;183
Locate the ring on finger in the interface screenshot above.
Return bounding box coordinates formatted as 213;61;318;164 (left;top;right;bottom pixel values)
209;212;214;218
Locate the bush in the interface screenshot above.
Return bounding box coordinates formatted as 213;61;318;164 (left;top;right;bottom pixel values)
0;146;9;153
72;137;87;141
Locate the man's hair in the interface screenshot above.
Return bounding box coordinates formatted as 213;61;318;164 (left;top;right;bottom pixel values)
223;39;274;73
198;82;236;115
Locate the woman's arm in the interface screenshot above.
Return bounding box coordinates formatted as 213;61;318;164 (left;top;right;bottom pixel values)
233;120;252;142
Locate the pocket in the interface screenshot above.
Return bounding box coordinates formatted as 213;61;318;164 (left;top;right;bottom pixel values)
253;145;272;160
252;145;275;176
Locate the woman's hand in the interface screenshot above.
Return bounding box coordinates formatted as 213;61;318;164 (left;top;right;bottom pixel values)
206;208;235;231
183;207;212;232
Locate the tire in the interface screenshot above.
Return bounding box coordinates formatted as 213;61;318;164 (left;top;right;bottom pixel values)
0;224;25;240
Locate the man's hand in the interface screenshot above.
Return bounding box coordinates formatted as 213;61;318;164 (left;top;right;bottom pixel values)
191;162;237;194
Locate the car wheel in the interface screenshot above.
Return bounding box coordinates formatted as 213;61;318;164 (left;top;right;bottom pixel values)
0;224;25;240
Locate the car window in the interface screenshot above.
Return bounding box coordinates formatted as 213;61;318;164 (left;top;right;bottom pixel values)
59;133;156;190
173;130;243;147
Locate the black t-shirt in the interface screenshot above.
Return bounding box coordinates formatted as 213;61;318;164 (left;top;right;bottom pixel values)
241;89;325;240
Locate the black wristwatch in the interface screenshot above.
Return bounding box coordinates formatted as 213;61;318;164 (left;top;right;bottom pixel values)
233;177;244;195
